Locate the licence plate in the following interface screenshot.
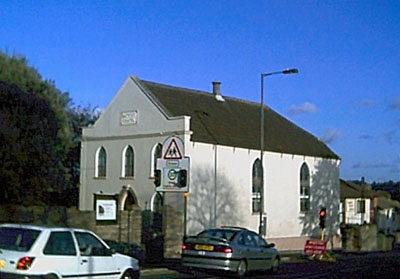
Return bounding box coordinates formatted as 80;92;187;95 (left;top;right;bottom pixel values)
0;259;5;269
195;244;214;251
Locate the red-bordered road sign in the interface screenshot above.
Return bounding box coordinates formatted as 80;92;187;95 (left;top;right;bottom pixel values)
163;137;183;160
303;239;327;255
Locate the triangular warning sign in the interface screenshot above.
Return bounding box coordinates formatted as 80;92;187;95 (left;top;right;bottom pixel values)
163;139;183;159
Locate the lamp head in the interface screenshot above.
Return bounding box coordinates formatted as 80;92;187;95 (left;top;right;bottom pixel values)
282;68;299;75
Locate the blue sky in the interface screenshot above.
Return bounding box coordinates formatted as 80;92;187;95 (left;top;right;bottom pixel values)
1;0;399;183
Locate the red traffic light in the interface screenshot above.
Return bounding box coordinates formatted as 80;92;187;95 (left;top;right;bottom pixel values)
319;207;326;229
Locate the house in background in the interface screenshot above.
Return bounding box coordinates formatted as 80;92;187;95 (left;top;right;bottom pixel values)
374;195;400;235
79;75;341;254
340;179;375;225
340;179;400;235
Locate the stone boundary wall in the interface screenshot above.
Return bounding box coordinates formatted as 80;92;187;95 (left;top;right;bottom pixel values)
341;224;399;252
0;205;141;245
163;204;184;259
0;203;186;259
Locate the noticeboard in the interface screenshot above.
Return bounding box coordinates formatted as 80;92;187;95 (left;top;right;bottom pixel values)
94;193;118;223
96;199;117;221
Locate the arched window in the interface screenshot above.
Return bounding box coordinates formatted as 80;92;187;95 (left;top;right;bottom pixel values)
252;159;262;213
122;145;134;177
96;147;107;178
151;192;163;214
300;163;310;212
152;143;163;176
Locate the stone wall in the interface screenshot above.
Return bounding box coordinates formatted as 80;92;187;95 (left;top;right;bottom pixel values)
67;206;142;245
0;205;68;225
0;205;142;245
341;224;398;252
0;203;187;259
163;193;185;258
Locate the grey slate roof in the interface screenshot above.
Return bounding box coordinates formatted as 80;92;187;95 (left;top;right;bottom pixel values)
340;180;400;209
340;180;376;199
139;78;339;159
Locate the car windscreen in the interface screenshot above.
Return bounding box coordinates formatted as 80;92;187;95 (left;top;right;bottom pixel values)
0;227;41;252
198;229;237;241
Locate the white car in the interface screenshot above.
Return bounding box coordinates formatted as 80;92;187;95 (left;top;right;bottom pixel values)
0;224;140;279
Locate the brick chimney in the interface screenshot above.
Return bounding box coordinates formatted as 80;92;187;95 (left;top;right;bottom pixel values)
212;81;225;102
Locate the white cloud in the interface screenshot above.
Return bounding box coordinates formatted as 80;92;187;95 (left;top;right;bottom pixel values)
321;128;342;144
287;102;318;116
352;162;393;169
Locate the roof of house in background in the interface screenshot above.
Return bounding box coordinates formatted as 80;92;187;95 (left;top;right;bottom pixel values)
340;179;377;199
340;179;400;208
375;196;400;209
136;76;339;159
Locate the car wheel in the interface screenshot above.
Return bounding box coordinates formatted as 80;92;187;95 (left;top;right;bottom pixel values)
270;257;280;274
236;259;247;278
121;270;136;279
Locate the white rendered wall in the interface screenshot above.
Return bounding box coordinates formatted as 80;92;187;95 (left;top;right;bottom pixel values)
344;198;371;225
186;141;340;240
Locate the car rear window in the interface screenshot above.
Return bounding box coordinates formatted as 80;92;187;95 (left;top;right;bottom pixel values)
198;229;237;241
0;227;41;252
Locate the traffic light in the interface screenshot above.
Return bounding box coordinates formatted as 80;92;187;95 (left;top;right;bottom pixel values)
178;170;187;187
154;170;161;187
319;207;326;229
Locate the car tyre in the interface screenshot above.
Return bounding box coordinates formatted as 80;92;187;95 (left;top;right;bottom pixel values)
121;269;137;279
269;257;280;274
236;259;247;278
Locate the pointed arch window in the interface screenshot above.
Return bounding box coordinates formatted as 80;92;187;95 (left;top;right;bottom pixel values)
151;192;163;214
152;143;163;176
96;147;107;178
122;145;134;177
252;159;262;213
300;163;310;212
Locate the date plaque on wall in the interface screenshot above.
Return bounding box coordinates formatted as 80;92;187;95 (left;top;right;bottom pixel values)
120;110;138;126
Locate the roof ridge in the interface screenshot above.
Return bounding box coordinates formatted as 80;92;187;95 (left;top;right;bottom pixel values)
142;79;268;107
140;79;213;97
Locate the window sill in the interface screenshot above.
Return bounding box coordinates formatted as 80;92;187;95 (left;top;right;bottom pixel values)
93;177;107;180
120;176;135;180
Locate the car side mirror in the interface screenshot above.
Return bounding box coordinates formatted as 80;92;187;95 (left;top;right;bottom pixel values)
104;248;113;256
265;243;275;248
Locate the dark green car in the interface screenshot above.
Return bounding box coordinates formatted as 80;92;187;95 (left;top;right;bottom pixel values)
182;227;280;277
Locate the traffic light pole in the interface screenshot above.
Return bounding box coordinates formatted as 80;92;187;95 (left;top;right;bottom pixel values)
184;192;188;239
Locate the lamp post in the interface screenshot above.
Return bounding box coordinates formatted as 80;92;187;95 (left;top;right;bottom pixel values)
259;68;298;236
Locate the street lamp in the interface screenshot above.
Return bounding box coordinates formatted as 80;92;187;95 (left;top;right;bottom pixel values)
259;68;298;235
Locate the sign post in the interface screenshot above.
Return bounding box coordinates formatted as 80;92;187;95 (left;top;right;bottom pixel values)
155;136;190;193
